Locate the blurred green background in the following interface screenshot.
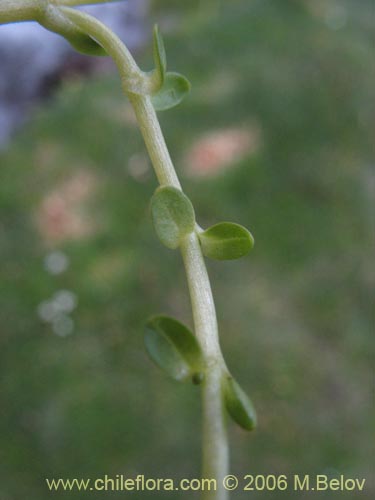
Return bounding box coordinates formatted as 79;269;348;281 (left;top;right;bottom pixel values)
0;0;374;498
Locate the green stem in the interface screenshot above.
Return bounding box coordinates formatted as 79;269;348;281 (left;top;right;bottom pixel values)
127;95;181;188
60;6;146;92
60;9;229;497
61;7;181;188
180;233;228;499
0;4;229;498
0;0;40;24
202;368;229;500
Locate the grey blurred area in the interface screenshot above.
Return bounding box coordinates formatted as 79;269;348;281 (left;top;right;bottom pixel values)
0;0;149;148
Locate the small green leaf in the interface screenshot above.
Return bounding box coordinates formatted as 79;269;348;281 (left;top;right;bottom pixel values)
153;24;167;83
152;72;191;111
145;315;204;382
151;186;195;249
67;34;108;56
198;222;254;260
68;35;106;56
222;375;257;431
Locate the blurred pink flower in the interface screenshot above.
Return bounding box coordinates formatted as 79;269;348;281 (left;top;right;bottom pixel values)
185;125;261;176
35;170;98;245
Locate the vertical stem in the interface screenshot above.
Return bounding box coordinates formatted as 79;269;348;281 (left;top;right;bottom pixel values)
179;233;222;361
202;368;229;500
127;95;181;188
0;6;230;498
72;10;230;495
128;93;230;496
180;232;229;499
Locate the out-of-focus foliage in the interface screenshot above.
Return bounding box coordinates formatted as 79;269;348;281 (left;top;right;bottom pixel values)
0;0;374;498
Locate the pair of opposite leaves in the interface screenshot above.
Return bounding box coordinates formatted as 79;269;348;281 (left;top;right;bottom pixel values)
145;316;256;432
150;186;254;260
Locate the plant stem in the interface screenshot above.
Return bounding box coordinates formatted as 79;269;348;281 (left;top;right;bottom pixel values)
130;101;229;500
0;5;230;497
201;367;229;500
61;7;180;188
180;233;228;499
61;9;229;497
130;61;229;500
0;0;40;24
129;90;229;496
127;95;181;188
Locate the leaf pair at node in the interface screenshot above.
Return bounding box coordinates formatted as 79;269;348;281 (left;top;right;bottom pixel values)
222;374;257;431
144;314;257;430
39;13;190;107
144;315;204;384
150;186;255;262
150;25;191;111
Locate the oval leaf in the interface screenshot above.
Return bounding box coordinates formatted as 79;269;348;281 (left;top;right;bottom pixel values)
153;24;167;83
151;186;195;249
198;222;254;260
152;72;191;111
145;315;204;382
222;375;257;431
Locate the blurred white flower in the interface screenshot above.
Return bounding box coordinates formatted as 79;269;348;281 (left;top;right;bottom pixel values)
52;290;78;314
52;315;74;337
44;251;69;275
